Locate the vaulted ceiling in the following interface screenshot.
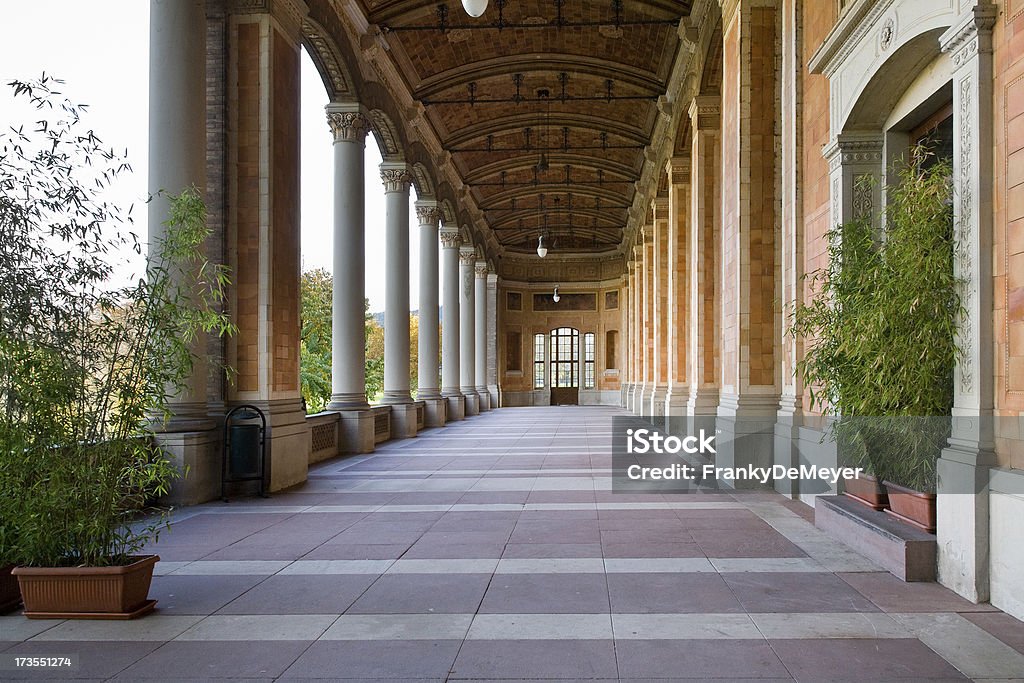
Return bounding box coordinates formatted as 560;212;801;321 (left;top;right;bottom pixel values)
356;0;692;256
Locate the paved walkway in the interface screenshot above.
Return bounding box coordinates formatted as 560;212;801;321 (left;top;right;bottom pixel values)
3;406;1024;681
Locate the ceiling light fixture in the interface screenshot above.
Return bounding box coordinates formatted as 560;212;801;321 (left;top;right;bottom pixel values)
462;0;488;17
553;285;561;303
537;234;548;258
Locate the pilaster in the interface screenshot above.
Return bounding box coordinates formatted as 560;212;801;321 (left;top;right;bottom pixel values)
665;158;691;432
459;245;479;416
937;4;998;603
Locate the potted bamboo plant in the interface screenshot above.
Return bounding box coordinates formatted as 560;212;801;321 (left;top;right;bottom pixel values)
793;146;960;532
0;76;234;618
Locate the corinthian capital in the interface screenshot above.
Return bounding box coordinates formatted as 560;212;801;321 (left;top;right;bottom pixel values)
416;204;442;225
459;246;477;265
380;166;413;194
327;111;370;143
439;228;462;249
474;261;489;278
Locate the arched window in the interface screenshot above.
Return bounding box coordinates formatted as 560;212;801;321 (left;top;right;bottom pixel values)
549;327;579;388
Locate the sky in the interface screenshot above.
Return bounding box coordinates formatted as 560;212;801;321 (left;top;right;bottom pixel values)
0;0;417;313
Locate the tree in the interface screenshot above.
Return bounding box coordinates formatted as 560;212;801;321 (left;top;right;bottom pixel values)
364;300;384;403
300;269;332;413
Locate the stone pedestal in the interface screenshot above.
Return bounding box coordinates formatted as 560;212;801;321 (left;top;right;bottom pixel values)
338;409;375;454
464;393;480;417
389;403;419;440
446;394;466;422
156;429;221;506
423;397;447;428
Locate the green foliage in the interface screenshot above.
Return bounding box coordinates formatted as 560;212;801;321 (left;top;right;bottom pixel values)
299;269;411;411
0;76;234;567
791;148;961;491
300;269;332;413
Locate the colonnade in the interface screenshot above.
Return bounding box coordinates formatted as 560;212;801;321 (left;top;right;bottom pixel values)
324;108;495;443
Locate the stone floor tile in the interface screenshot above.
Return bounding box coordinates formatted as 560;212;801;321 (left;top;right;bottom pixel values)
962;612;1024;655
320;614;473;640
216;575;377;614
467;613;613;639
0;641;161;679
115;640;313;679
838;571;1000;613
402;541;507;559
449;639;618;680
345;573;492;614
176;615;337;641
615;639;790;679
300;543;411;560
479;573;610;614
601;541;706;558
769;638;968;681
723;572;881;613
501;542;604;558
281;640;462;679
149;575;267;615
690;529;808;558
608;572;745;614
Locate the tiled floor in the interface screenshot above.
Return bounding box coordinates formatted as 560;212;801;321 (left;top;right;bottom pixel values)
3;406;1024;681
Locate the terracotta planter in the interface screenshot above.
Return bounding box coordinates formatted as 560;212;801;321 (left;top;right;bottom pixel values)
843;473;889;511
883;481;936;533
0;565;22;614
13;555;159;619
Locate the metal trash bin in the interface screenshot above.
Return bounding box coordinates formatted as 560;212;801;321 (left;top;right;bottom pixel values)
222;405;268;501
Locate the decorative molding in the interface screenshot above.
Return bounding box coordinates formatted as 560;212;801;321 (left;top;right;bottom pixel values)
688;95;722;130
327;110;370;143
808;0;895;76
940;5;997;70
475;262;489;278
229;0;307;41
459;247;478;266
852;173;873;219
380;166;413;193
302;17;352;100
415;204;442;225
879;16;895;51
668;157;691;185
956;73;975;395
368;110;403;160
439;229;462;249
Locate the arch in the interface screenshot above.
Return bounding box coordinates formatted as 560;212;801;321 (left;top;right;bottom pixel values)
410;161;436;199
367;108;405;161
301;16;357;101
445;112;649;148
464;153;638;185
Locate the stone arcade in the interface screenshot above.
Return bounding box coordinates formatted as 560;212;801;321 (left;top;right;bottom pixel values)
148;0;1024;619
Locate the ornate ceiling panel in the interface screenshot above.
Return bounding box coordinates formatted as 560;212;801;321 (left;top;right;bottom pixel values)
353;0;690;256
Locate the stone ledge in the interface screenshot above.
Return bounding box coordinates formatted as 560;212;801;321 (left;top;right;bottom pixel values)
815;494;936;582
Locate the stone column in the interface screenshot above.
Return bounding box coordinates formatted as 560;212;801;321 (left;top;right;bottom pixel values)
687;96;721;433
440;227;465;420
325;106;376;453
665;159;690;432
221;1;312;496
486;270;500;408
716;0;782;483
937;6;998;603
629;246;644;413
621;270;632;408
474;261;490;411
148;0;215;504
416;201;445;427
460;246;480;416
649;196;670;420
380;162;417;438
641;225;655;418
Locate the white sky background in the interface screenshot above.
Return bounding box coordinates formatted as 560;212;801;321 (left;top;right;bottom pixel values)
0;0;412;314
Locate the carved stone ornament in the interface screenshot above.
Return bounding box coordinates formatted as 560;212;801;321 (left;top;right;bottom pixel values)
380;167;413;193
416;205;442;225
439;230;462;249
475;263;489;278
880;17;895;51
459;249;477;266
327;112;370;143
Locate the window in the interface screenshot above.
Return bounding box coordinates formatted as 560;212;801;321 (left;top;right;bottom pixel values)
584;332;595;389
533;333;545;388
606;330;618;370
549;327;579;388
506;331;522;372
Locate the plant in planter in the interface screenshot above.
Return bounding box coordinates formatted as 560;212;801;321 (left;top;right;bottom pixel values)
0;76;234;618
792;146;960;532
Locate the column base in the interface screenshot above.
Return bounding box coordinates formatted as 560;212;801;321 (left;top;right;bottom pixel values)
648;385;668;423
422;397;447;428
639;386;656;418
327;392;370;411
476;386;491;411
463;390;480;416
631;384;645;415
715;393;780;490
381;390;414;405
937;453;991;603
488;384;500;409
445;393;466;421
773;397;802;498
663;388;689;433
155;427;221;506
621;383;632;409
337;408;376;454
389;403;419;439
